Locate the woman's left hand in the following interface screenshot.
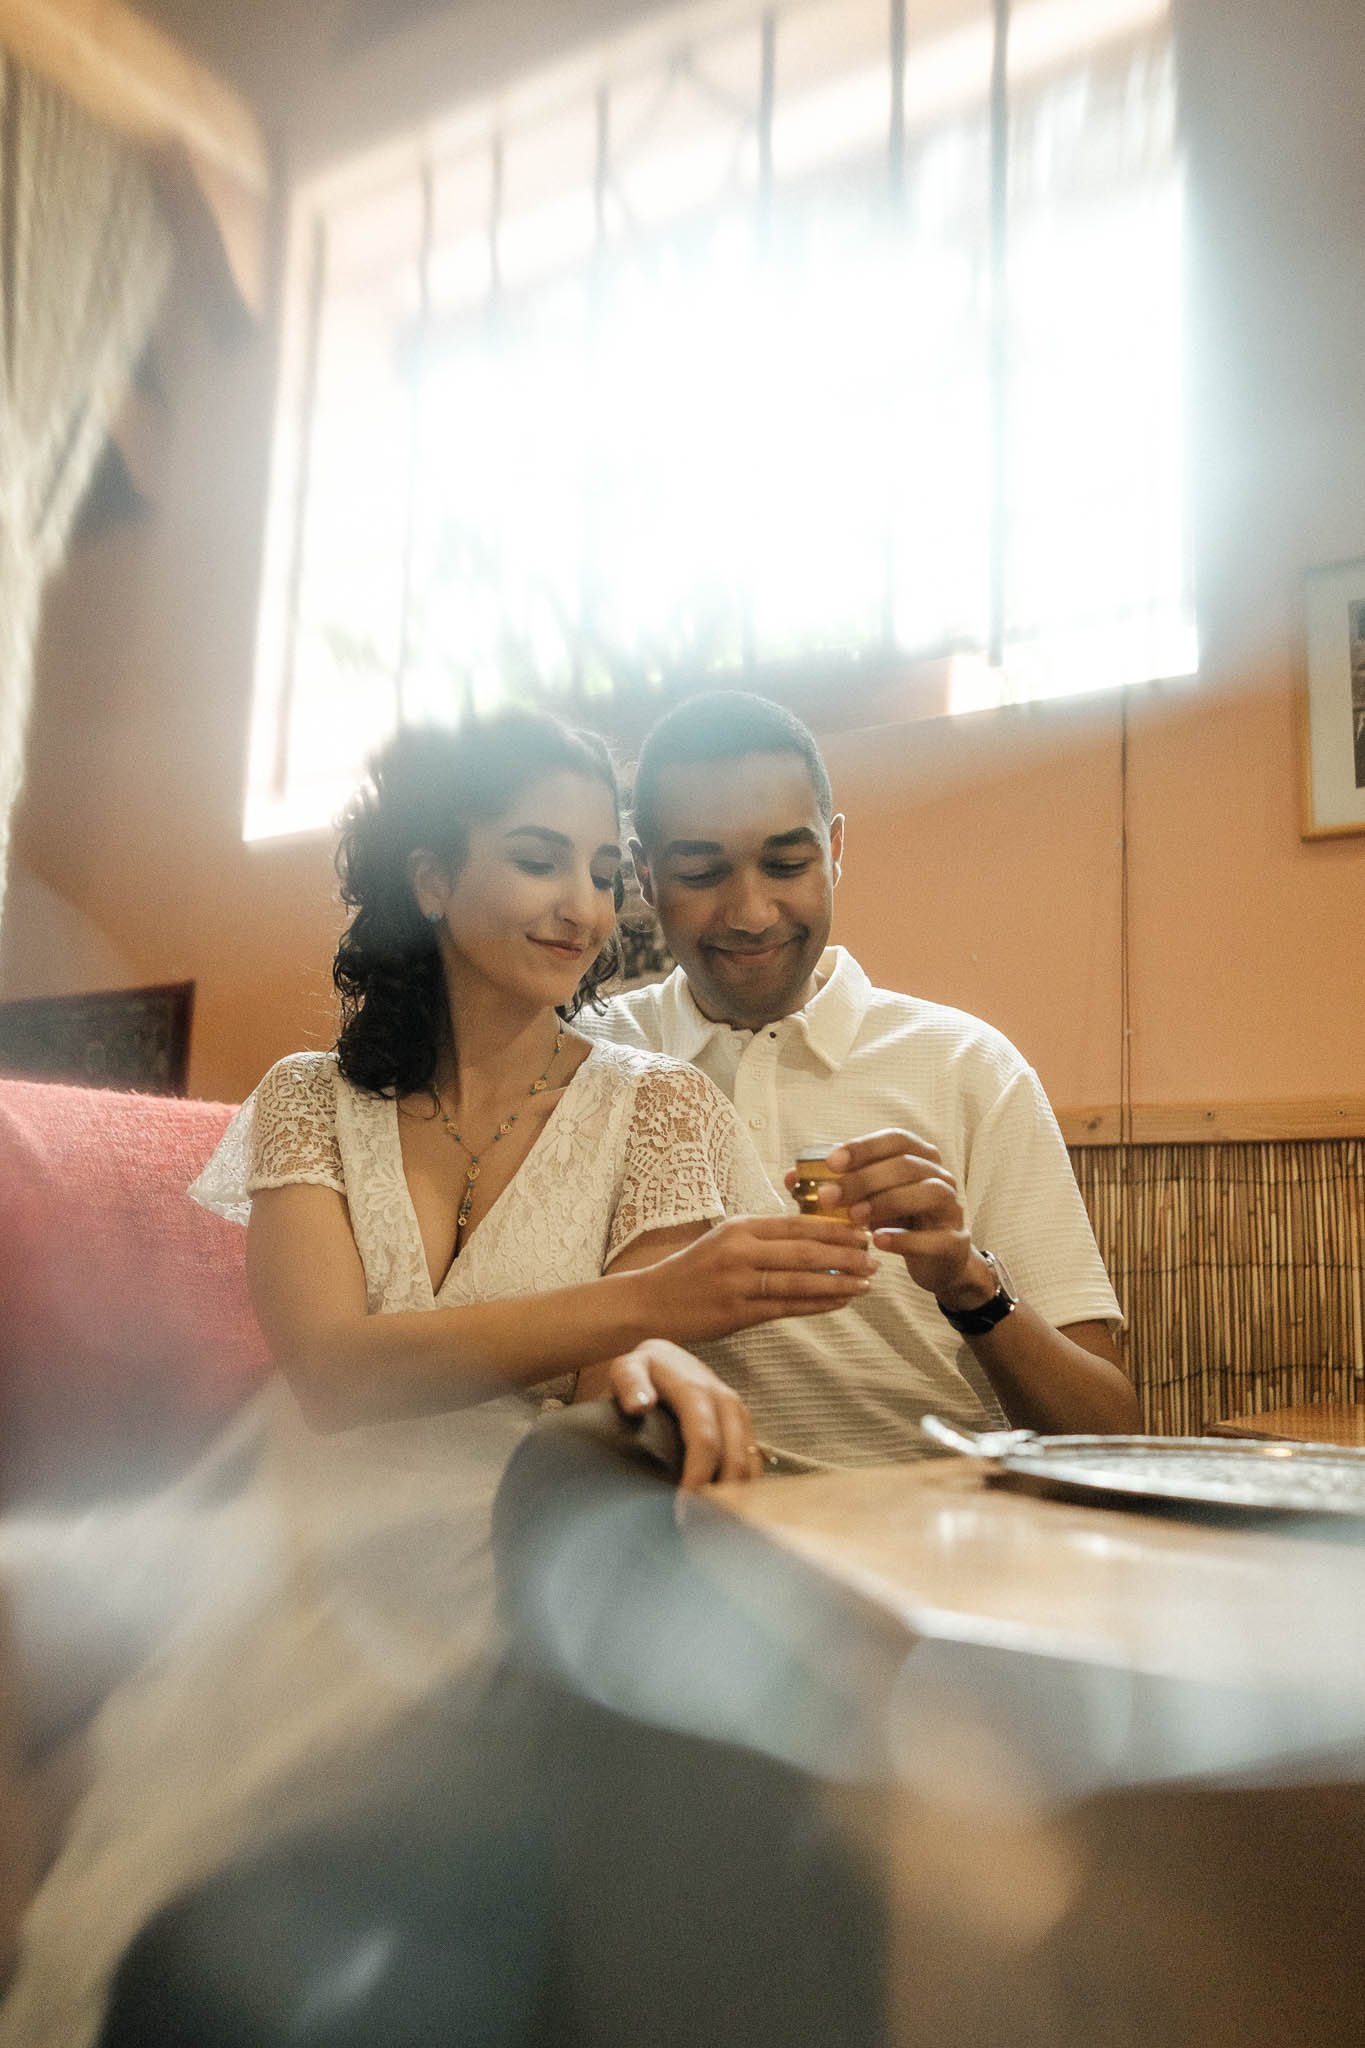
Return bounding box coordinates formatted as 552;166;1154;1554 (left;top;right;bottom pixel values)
577;1341;765;1492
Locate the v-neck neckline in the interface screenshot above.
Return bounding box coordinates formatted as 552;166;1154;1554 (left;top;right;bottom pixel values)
395;1041;599;1302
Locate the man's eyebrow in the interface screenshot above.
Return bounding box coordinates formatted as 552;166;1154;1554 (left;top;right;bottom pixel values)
504;825;623;860
661;826;821;858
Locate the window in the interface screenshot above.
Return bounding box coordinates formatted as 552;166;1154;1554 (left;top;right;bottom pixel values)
247;0;1191;840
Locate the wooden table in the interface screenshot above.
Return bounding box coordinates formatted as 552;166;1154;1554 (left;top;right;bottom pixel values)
698;1456;1365;2048
703;1455;1365;1703
1209;1401;1365;1447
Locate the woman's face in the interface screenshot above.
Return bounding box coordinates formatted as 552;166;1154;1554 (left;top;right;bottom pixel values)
420;769;621;1013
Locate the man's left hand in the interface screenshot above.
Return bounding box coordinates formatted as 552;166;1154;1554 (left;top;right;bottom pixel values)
783;1132;1141;1433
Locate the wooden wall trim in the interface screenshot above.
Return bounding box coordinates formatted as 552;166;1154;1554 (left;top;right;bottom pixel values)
1059;1100;1365;1146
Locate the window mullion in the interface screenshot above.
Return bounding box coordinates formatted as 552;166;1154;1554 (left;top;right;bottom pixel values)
274;213;326;803
987;0;1011;672
394;155;434;728
882;0;907;652
888;0;905;207
576;83;613;697
742;9;777;675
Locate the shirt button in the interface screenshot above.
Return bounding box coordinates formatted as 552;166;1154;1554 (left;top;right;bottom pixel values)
749;1115;765;1130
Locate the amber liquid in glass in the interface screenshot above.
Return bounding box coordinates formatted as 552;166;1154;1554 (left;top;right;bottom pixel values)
791;1152;852;1224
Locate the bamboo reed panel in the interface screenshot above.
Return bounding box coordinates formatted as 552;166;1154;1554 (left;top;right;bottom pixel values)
1068;1140;1365;1436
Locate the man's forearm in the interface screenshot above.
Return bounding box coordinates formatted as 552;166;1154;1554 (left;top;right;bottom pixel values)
951;1296;1138;1434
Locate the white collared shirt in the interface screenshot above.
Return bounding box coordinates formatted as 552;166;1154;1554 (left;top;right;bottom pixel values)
586;948;1121;1469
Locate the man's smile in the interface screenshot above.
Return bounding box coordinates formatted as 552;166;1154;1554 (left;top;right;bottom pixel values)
705;936;801;964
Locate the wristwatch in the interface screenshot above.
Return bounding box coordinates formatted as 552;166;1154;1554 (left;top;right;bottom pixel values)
937;1250;1019;1337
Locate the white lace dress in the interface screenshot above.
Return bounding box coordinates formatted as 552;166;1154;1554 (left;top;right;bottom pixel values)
0;1039;779;2048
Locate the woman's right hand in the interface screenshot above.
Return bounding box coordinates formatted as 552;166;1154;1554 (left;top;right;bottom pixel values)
634;1215;878;1344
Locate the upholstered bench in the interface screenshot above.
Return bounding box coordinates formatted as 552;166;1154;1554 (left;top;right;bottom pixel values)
0;1076;268;1961
0;1077;267;1510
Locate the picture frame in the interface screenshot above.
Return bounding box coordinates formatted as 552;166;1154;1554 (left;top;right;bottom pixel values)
0;981;194;1094
1300;557;1365;839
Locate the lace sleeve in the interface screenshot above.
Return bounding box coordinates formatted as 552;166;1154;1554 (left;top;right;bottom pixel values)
188;1054;345;1226
606;1060;781;1265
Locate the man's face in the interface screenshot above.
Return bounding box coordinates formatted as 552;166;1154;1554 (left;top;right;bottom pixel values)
633;751;844;1027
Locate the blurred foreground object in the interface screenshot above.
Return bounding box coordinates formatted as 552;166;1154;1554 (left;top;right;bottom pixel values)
91;1409;1365;2048
96;1401;887;2048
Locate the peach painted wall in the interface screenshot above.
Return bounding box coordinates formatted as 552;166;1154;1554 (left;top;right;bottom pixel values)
5;0;1365;1111
825;661;1365;1109
0;861;141;999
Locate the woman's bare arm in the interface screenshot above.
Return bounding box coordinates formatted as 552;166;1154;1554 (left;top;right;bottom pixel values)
246;1186;875;1432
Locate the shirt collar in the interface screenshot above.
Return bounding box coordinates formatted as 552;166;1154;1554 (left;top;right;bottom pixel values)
784;947;869;1070
661;946;870;1071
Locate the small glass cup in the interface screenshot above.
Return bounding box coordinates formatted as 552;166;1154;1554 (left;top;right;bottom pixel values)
791;1147;852;1223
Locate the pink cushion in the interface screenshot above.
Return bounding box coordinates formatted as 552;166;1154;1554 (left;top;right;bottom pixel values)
0;1079;270;1505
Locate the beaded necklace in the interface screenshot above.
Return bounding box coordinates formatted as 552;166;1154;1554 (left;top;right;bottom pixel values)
437;1028;565;1234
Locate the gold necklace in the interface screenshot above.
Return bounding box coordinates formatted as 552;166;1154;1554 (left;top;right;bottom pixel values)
438;1028;565;1233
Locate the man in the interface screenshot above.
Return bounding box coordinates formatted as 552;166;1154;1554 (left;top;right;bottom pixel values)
587;691;1137;1469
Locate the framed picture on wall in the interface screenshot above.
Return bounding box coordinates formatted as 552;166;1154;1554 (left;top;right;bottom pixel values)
1301;557;1365;838
0;982;193;1094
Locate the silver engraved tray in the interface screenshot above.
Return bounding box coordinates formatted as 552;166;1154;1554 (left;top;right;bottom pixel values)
920;1416;1365;1518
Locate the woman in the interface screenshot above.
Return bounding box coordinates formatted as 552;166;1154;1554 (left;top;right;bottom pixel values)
0;711;873;2048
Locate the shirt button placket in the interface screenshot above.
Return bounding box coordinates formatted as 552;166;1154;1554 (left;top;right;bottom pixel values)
738;1025;783;1182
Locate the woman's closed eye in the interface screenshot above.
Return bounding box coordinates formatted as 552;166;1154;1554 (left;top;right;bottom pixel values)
514;854;618;895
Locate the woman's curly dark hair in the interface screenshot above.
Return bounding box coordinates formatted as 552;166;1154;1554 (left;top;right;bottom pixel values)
333;711;624;1099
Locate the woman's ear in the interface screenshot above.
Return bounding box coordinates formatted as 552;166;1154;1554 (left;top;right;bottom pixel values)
407;849;448;923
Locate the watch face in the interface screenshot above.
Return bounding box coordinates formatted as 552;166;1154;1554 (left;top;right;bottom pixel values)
983;1250;1019;1304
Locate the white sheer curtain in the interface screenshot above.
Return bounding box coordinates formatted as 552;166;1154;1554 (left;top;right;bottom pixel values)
0;54;171;935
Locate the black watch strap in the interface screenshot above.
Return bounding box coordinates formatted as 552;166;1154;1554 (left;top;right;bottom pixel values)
937;1251;1019;1337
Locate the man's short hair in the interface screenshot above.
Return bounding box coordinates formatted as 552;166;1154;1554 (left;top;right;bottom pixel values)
631;691;834;847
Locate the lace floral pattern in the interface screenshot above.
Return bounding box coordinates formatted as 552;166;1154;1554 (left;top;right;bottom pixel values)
191;1039;781;1317
188;1052;342;1226
604;1058;776;1261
